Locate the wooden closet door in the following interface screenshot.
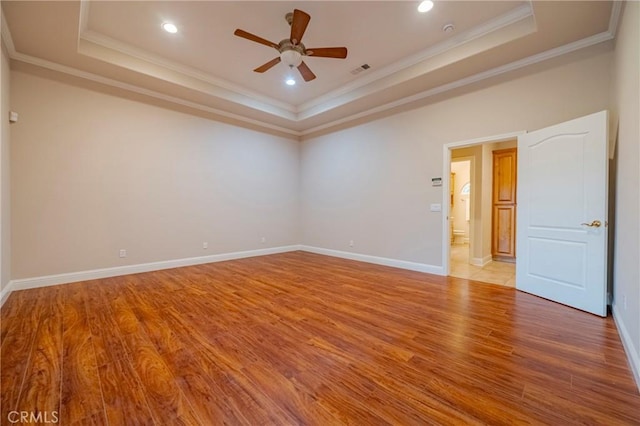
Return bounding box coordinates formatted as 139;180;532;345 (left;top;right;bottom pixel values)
492;148;517;260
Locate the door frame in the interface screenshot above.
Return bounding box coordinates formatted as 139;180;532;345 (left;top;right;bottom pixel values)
441;131;526;276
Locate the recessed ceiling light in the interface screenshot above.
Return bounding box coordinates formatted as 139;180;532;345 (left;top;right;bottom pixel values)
417;1;434;13
285;78;296;86
162;22;178;34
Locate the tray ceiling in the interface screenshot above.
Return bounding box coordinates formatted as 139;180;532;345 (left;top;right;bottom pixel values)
1;1;619;137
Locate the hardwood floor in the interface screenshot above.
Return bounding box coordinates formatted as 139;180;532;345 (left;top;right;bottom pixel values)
2;251;639;425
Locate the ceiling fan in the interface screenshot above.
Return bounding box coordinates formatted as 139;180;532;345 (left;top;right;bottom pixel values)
234;9;348;82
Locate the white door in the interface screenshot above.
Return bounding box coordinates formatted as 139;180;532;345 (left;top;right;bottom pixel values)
516;111;608;316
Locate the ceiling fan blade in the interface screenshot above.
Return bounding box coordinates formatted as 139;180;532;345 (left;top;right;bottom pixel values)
254;57;281;73
234;29;279;49
290;9;311;45
306;47;348;59
297;61;316;82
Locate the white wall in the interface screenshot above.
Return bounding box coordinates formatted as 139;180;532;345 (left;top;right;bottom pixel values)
301;45;612;269
10;68;300;279
1;40;11;294
611;1;640;385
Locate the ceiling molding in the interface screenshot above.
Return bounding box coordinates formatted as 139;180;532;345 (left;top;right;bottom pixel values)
607;0;623;37
79;32;295;116
77;1;294;117
3;27;615;140
76;1;535;122
7;49;302;137
0;12;16;55
2;12;301;136
1;1;622;138
77;34;297;120
297;2;534;114
80;31;294;116
297;13;537;122
300;30;615;137
78;0;90;35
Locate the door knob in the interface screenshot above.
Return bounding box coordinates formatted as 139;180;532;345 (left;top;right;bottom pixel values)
581;220;601;228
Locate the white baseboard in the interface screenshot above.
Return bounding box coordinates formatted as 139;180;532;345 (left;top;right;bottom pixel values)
0;245;301;307
612;303;640;392
2;244;443;306
0;281;14;306
470;255;493;267
300;245;444;275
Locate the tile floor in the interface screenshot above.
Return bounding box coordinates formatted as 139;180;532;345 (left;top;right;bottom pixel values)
450;244;516;287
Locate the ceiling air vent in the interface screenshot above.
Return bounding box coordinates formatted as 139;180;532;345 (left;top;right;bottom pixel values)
350;64;371;75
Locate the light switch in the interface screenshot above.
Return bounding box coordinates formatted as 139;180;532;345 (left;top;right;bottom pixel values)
430;203;442;212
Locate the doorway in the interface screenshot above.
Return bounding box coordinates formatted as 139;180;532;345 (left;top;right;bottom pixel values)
444;134;520;287
443;112;608;316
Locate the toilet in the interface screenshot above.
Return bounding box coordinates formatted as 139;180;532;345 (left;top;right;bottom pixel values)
453;230;466;245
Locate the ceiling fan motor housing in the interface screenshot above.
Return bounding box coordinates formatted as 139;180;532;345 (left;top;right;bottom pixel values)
278;39;305;67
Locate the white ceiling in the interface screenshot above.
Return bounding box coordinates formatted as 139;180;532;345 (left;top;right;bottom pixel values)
1;1;619;138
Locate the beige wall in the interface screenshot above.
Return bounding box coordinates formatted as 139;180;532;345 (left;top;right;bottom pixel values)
10;69;300;279
1;41;10;291
480;143;494;262
611;1;640;380
301;45;612;268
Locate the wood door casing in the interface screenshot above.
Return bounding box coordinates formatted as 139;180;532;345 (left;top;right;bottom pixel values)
492;148;517;260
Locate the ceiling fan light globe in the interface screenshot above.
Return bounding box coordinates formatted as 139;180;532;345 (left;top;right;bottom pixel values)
280;49;303;67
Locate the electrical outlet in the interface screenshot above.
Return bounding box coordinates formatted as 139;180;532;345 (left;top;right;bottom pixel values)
623;294;628;310
349;240;354;247
119;249;127;258
261;237;266;243
203;242;208;249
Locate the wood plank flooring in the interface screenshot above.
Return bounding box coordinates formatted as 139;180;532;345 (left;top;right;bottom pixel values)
2;251;639;425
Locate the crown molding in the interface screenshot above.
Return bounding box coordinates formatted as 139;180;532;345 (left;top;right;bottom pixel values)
0;12;16;55
10;50;302;137
2;1;623;138
297;12;537;122
79;29;296;117
300;30;615;136
78;0;90;35
75;1;535;123
77;1;294;119
608;1;623;37
297;2;534;115
77;35;297;121
5;28;615;140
